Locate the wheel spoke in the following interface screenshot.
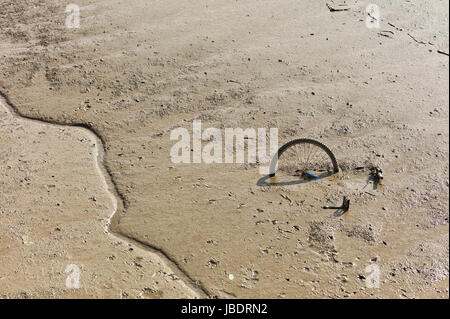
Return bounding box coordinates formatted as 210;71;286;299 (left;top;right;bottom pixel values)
275;140;337;180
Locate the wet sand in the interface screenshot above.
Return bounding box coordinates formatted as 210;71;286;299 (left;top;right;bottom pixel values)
0;96;200;298
0;0;448;298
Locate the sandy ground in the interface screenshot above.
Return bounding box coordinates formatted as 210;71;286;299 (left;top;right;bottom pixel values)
0;97;199;298
0;0;448;298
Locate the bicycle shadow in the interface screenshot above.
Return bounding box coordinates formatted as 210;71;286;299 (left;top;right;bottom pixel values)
333;207;348;217
256;172;333;187
363;175;381;190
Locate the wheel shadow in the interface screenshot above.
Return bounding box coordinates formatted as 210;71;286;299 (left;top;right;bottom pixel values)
256;172;334;187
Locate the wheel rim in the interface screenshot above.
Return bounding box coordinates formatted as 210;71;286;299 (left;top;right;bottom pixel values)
271;140;338;182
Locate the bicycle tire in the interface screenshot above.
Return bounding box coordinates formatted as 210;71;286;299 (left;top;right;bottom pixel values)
269;138;339;177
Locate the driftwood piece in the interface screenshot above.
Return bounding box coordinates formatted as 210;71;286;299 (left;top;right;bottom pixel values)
326;2;350;12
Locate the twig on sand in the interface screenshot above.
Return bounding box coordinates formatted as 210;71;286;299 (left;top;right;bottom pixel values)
388;22;403;31
378;30;394;39
406;32;448;56
367;12;379;21
280;193;293;203
407;33;427;45
326;2;350;12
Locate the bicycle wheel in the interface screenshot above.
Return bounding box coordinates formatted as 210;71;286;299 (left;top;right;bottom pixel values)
269;139;339;180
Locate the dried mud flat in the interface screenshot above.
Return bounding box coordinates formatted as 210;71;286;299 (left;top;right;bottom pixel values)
0;0;449;298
